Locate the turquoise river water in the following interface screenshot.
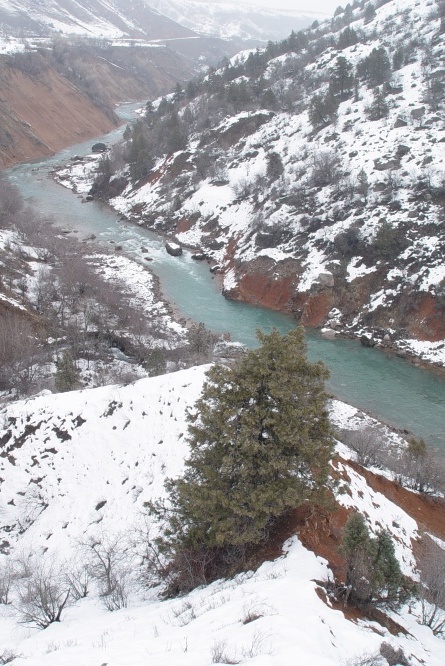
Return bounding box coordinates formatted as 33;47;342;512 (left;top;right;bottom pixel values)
6;103;445;449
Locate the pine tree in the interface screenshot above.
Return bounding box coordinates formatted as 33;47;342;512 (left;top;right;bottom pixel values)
342;513;410;608
329;56;354;99
161;328;333;561
367;87;389;120
55;351;80;393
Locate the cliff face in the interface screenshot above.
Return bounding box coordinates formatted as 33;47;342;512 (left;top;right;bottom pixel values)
0;44;198;169
0;65;118;168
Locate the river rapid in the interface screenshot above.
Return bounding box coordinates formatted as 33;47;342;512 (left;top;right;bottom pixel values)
6;103;445;449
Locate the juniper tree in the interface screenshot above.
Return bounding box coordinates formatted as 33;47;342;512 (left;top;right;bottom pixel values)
55;351;80;393
342;513;411;608
161;328;334;564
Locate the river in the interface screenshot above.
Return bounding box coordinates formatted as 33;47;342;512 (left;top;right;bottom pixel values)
6;103;445;449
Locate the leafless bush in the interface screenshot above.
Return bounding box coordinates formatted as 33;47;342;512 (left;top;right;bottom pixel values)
131;515;168;589
14;555;73;629
379;642;410;666
390;438;445;495
0;559;16;605
80;533;132;610
345;653;384;666
211;639;240;664
64;558;91;601
339;427;387;467
417;539;445;635
308;150;342;188
0;649;23;664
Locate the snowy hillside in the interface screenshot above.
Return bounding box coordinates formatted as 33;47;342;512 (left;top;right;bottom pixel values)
1;367;445;665
0;0;318;46
146;0;317;42
0;0;195;40
65;0;445;368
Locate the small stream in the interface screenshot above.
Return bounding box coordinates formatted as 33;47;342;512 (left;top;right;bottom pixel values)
6;103;445;449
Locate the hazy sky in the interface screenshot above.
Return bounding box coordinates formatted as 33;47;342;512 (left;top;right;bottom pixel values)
243;0;340;15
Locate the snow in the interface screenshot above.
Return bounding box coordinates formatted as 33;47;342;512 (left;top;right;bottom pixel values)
0;369;444;665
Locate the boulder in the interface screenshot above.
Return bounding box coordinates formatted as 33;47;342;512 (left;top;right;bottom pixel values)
360;335;375;348
410;107;425;120
317;272;334;288
374;158;400;171
394;117;408;128
165;242;182;257
92;142;107;153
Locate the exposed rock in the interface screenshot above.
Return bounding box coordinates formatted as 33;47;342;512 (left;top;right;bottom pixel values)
165;241;182;256
393;117;408;128
374;158;401;171
410;107;425;120
360;335;376;347
317;272;335;288
92;142;107;153
396;144;410;158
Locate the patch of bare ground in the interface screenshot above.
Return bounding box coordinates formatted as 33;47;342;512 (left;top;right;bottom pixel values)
252;457;444;635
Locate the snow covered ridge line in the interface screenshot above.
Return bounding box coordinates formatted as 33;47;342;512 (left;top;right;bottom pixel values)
0;367;445;664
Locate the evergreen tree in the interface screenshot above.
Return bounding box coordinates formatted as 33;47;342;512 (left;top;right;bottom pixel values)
364;3;376;23
329;56;354;99
309;92;339;128
55;351;80;392
337;26;359;49
161;328;333;559
357;47;391;87
342;513;410;607
367;87;389;120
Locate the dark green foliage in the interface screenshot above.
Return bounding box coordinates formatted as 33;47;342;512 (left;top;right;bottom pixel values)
337;26;359;49
55;351;80;392
159;328;333;588
371;221;407;261
309;92;339;128
127;121;154;183
267;152;284;181
357;47;391;87
364;3;376;23
342;513;411;608
367;88;389;120
143;349;166;377
329;56;355;99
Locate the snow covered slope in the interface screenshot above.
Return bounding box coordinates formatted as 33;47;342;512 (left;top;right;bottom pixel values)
0;0;317;44
0;367;445;665
146;0;317;42
0;0;195;40
75;0;445;367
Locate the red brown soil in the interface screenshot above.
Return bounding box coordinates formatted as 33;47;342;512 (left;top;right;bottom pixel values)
409;293;445;341
252;458;445;633
0;66;118;168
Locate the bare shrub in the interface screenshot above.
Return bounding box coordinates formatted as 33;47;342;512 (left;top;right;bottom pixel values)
345;653;384;666
0;649;23;664
14;556;73;629
211;639;240;664
80;533;132;611
379;642;410;666
391;438;445;495
308;150;342;188
417;538;445;635
339;427;386;467
0;559;16;605
64;558;91;601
